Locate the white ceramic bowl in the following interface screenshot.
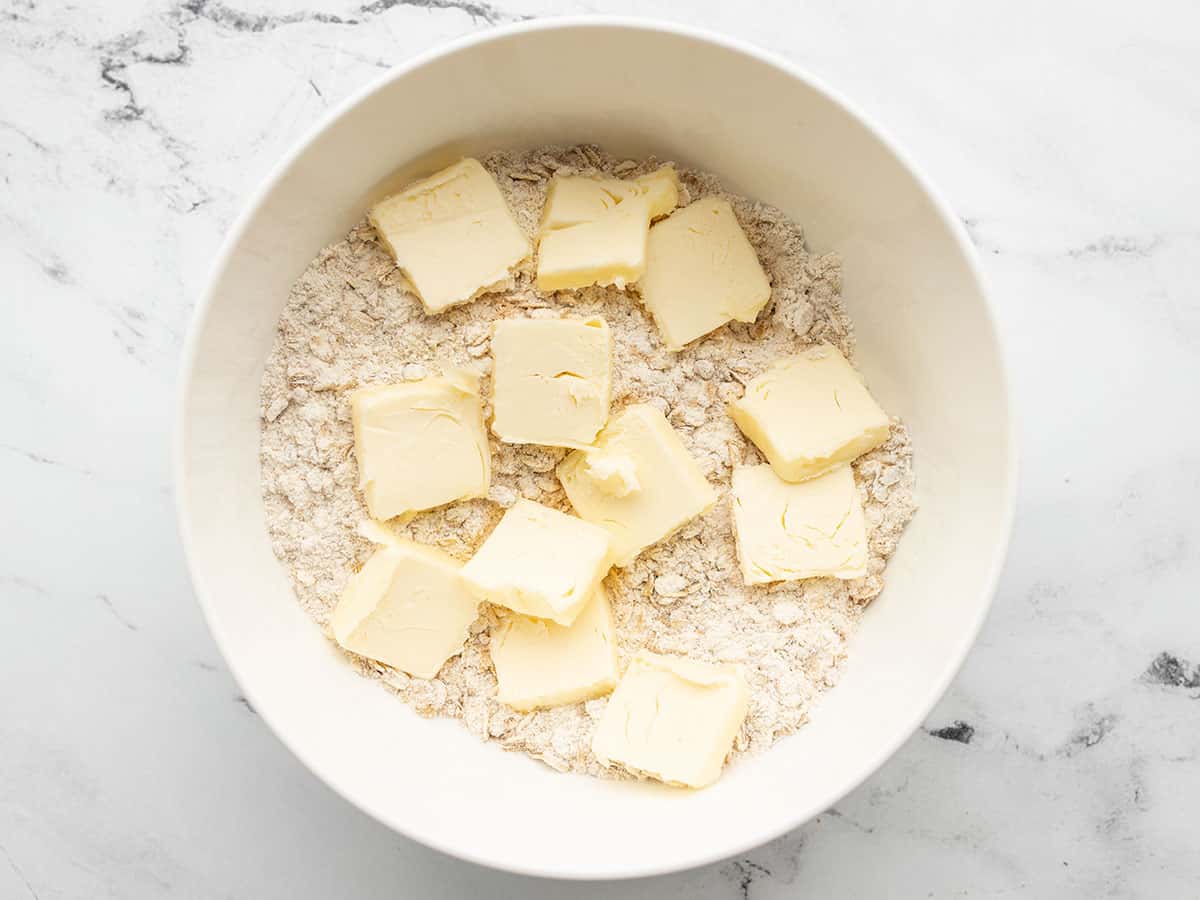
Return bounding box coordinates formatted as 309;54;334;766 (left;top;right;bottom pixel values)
176;18;1015;880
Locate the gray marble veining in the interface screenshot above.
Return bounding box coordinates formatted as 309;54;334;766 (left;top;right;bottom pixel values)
2;1;1198;896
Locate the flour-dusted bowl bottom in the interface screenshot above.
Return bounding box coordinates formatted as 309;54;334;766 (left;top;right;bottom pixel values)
175;19;1014;879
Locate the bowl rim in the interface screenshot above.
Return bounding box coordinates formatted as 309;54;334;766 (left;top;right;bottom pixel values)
174;15;1017;880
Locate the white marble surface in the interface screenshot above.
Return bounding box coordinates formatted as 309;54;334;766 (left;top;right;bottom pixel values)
2;0;1198;896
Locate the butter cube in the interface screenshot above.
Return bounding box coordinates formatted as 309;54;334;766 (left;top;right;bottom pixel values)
727;344;890;482
591;650;749;789
557;404;717;566
351;370;490;521
540;175;638;233
490;316;612;447
330;538;478;679
490;587;619;711
460;499;612;626
368;158;531;314
635;166;682;220
731;463;868;585
638;197;771;349
539;166;680;233
536;196;651;292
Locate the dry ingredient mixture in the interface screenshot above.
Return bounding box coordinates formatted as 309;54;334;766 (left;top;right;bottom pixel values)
259;145;916;778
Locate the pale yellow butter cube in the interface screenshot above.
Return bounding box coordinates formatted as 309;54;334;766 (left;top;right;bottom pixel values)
351;370;490;521
635;166;682;220
731;464;868;585
540;176;639;232
727;344;890;482
460;499;612;626
536;196;651;292
490;316;612;447
591;650;749;789
557;404;717;567
490;587;619;711
639;197;771;349
539;166;680;233
368;158;531;314
331;538;478;679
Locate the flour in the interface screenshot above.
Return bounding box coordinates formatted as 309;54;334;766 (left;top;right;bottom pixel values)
259;145;916;777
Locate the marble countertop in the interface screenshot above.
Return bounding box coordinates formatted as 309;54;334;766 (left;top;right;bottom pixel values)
3;1;1198;896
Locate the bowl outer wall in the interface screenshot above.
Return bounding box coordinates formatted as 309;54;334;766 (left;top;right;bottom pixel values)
174;18;1016;880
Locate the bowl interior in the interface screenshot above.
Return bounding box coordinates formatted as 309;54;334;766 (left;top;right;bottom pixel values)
177;21;1012;879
